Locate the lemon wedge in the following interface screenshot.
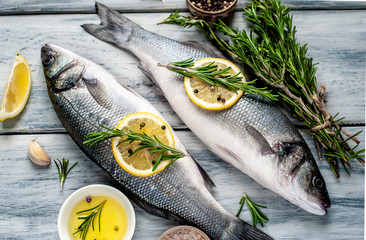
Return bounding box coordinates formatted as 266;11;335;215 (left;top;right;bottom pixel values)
0;54;32;122
112;112;175;177
184;57;245;110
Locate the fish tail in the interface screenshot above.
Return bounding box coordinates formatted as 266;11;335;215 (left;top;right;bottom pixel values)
227;218;273;240
81;2;137;46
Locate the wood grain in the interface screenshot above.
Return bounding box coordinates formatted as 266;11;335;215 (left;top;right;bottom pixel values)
0;11;364;133
1;0;366;15
0;127;364;239
0;1;364;240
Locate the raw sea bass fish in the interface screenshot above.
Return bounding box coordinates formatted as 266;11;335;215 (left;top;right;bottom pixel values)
82;3;331;215
41;44;273;240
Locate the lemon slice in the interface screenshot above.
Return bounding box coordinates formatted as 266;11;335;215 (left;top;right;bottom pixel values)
184;57;245;110
112;112;175;177
0;54;32;122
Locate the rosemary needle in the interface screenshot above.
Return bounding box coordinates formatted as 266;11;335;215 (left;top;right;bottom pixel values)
54;158;78;191
158;58;277;101
160;0;365;177
236;193;268;227
83;124;185;172
73;200;106;240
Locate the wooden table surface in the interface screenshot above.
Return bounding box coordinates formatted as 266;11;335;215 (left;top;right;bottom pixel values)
0;1;364;239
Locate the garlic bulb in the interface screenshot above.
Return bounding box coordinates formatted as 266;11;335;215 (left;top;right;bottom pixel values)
28;138;51;166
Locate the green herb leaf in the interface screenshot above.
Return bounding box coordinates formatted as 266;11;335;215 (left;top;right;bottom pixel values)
160;1;364;177
236;193;268;227
73;200;106;240
54;158;78;191
83;125;185;172
158;58;278;101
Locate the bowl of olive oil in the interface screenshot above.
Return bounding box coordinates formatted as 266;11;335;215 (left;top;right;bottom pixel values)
58;184;135;240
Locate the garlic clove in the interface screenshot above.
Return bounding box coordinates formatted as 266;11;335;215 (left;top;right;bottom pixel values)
28;138;51;166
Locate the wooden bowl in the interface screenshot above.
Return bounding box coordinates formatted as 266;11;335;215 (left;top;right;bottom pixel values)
186;0;237;21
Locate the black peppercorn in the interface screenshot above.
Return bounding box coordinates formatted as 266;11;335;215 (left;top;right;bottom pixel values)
189;0;234;12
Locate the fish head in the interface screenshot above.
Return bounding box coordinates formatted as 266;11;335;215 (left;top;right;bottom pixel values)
275;142;331;215
41;44;85;93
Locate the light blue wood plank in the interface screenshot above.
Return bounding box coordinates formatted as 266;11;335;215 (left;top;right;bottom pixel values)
1;0;366;15
0;127;363;239
0;2;364;240
0;11;364;133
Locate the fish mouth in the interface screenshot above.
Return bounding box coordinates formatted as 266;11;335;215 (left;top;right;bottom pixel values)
278;180;331;215
305;193;331;215
288;192;331;215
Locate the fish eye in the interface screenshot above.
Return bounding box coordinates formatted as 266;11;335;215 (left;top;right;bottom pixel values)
43;54;54;67
312;175;324;190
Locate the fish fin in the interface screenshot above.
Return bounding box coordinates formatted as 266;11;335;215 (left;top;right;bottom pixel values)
230;218;273;240
215;144;244;168
245;125;275;156
81;2;137;46
130;195;187;224
83;75;114;111
112;184;187;225
188;151;216;189
137;64;163;92
183;41;226;58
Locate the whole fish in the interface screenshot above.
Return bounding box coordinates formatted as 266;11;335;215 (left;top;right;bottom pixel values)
41;44;273;240
82;2;331;215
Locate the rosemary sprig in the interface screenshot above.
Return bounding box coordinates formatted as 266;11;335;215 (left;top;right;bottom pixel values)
54;158;78;191
83;125;185;171
158;58;277;101
159;11;237;60
236;193;268;227
73;200;106;240
160;0;365;177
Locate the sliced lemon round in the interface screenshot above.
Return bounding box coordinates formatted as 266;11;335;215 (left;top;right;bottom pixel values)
0;54;32;122
112;112;175;177
184;57;245;110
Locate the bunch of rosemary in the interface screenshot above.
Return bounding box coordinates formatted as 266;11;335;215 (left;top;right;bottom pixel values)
160;0;364;177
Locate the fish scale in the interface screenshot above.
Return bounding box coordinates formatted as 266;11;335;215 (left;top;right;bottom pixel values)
42;44;273;240
81;2;330;216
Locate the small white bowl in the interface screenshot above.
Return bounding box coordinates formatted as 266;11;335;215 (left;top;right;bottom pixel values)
58;184;135;240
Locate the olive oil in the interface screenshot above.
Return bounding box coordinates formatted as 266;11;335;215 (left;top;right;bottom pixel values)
68;195;128;240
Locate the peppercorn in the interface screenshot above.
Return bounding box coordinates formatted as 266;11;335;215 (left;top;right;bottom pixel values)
189;0;234;12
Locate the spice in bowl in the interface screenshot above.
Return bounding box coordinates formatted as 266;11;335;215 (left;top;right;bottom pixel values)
158;225;210;240
189;0;235;12
186;0;237;21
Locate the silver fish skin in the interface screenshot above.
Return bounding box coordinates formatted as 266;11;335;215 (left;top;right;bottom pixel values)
82;2;331;215
41;43;273;240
